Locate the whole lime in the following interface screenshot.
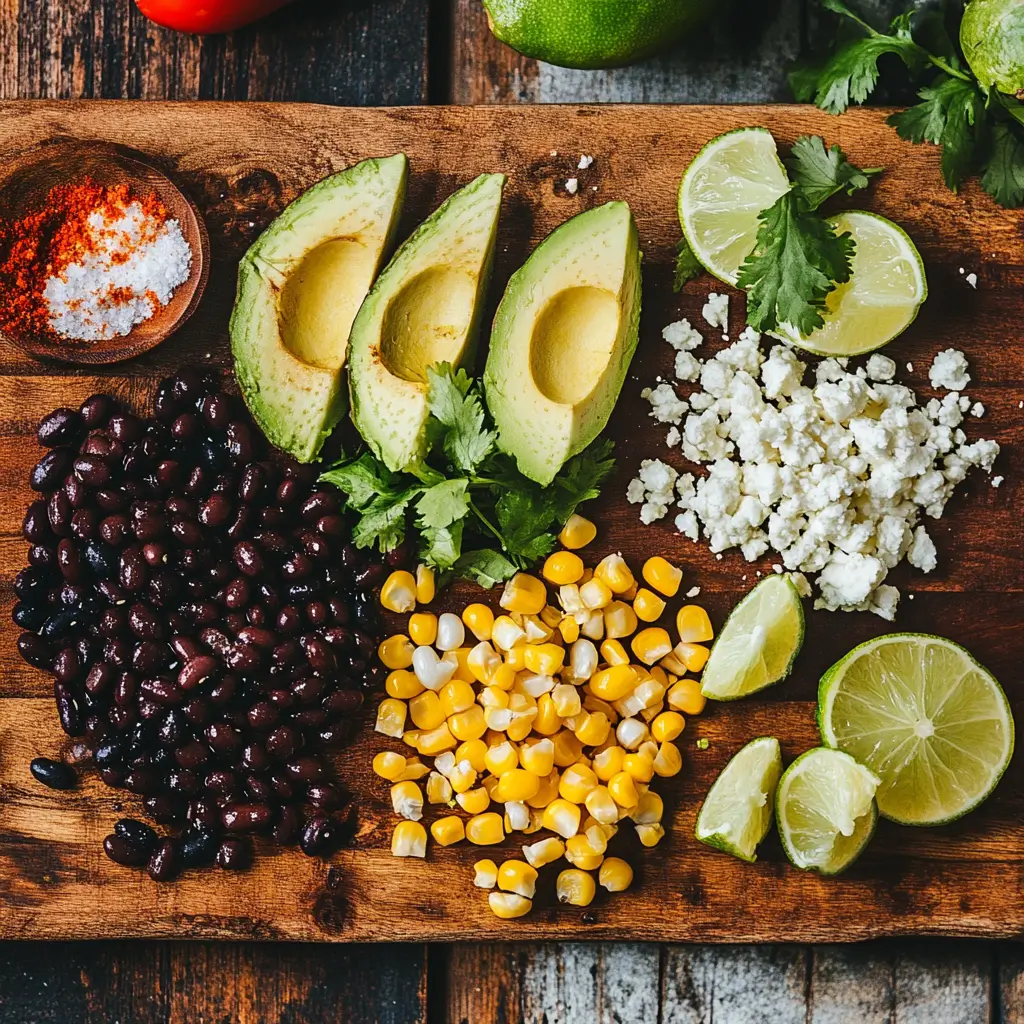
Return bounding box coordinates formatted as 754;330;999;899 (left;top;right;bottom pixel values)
482;0;717;70
960;0;1024;96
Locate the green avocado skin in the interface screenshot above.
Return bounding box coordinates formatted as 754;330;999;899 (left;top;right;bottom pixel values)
483;0;717;69
960;0;1024;96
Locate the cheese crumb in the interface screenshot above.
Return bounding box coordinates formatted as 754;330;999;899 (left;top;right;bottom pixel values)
686;586;701;598
564;178;579;195
966;272;978;289
992;476;1004;488
663;319;703;352
929;348;971;391
578;155;594;169
866;354;896;382
702;293;729;331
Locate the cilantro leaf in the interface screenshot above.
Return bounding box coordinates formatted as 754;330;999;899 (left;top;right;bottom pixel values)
421;521;464;570
786;135;880;210
426;362;496;474
320;453;401;510
494;489;559;562
737;191;855;335
548;439;616;524
673;236;704;291
416;478;471;530
351;487;421;552
981;124;1024;209
454;549;519;589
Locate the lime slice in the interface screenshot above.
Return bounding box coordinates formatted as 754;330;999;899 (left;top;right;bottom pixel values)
696;737;782;862
700;576;805;701
776;747;879;875
819;633;1014;826
774;211;927;357
678;127;790;286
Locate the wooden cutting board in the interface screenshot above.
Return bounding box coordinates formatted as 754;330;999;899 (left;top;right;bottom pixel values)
0;101;1021;944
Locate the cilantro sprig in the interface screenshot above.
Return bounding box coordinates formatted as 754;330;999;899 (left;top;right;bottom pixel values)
793;0;1024;208
320;364;615;587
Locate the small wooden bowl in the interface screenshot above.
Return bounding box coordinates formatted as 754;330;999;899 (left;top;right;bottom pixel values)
0;139;210;366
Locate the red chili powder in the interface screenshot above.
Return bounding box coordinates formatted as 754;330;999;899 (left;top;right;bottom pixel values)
0;179;169;341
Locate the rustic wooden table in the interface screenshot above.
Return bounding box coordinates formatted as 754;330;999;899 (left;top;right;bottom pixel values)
0;1;1021;1021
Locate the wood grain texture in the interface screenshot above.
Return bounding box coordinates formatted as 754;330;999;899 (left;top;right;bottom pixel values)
0;101;1021;944
1;0;429;104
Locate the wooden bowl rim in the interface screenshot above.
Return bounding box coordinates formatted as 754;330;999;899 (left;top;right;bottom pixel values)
0;137;210;367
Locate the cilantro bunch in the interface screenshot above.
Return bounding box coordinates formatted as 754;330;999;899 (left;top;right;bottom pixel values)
793;0;1024;208
320;364;614;588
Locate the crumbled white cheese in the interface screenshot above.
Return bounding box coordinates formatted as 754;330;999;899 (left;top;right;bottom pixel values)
578;155;594;169
627;459;679;524
971;402;985;418
674;351;702;382
702;293;729;331
992;476;1004;488
666;426;681;448
641;383;688;425
966;272;978;289
866;354;896;382
685;586;701;598
564;178;579;195
663;319;703;352
907;526;937;573
930;348;971;391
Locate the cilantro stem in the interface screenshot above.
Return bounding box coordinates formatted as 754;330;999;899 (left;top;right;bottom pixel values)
927;54;972;82
469;500;504;544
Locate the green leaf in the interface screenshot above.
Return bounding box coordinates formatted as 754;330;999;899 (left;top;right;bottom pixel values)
454;548;519;588
351;487;421;552
981;124;1024;208
320;453;400;510
416;477;471;530
425;362;497;474
786;135;879;210
737;191;856;335
494;489;559;561
673;236;704;291
421;521;465;570
548;439;616;524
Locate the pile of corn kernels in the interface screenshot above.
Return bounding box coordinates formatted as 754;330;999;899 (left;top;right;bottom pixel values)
372;513;712;919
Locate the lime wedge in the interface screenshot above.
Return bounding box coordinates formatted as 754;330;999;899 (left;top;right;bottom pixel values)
696;737;782;862
775;747;879;875
700;576;805;701
678;127;790;286
819;633;1014;826
774;211;927;357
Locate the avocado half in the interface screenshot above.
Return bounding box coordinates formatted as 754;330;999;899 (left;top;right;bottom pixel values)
484;202;642;486
230;154;408;462
348;173;506;472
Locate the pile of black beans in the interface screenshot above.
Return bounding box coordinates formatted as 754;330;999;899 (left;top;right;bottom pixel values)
17;368;393;881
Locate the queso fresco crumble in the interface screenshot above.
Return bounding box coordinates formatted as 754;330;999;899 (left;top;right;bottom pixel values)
627;294;1001;620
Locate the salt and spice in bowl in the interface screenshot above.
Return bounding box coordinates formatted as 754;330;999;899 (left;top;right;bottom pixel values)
0;139;209;365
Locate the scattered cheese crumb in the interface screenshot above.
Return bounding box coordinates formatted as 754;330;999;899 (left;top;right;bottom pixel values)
866;354;896;382
702;293;729;331
971;402;985;418
966;272;978;289
992;476;1004;488
564;178;579;195
686;586;701;598
578;155;594;169
929;348;971;391
906;363;913;373
663;319;703;352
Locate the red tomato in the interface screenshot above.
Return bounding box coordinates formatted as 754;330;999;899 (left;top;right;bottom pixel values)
134;0;295;34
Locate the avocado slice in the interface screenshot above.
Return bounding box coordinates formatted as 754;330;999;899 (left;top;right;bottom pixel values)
231;154;408;462
484;202;642;485
348;173;506;472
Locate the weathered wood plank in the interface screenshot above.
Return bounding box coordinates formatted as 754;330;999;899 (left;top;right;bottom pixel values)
1000;942;1024;1024
442;944;525;1024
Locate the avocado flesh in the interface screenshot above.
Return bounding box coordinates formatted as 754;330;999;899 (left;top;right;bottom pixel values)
484;202;642;486
231;154;408;462
348;173;505;472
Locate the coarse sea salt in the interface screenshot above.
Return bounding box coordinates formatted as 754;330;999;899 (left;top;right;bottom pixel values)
44;201;191;341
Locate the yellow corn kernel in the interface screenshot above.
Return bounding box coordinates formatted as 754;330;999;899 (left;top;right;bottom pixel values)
498;859;539;899
565;833;605;870
499;573;547;616
462;603;495;642
558;616;581;644
642;556;682;597
457;787;491;815
504;800;531;832
667;677;707;715
559;513;597;550
397;759;431;782
608;771;639;809
556;868;596;907
484;741;520;777
622;752;654;783
574;711;611;748
479;685;510;711
523;643;565;676
542;798;582;839
426;771;453;804
675;641;711;673
372;750;408;782
559;763;599;803
596;641;625;668
466;812;505;846
599;857;634;892
651;711;685;743
492;616;527;652
508;715;536;744
409;691;446;731
519;737;556;776
449;647;475;684
417;723;457;755
408;612;438;648
449;705;487;742
592;745;625;782
391;820;427;858
410;563;433;605
426;815;463;847
386;669;425;700
527;771;560;810
584;785;619;825
636;823;666;847
589;665;638;701
553;729;585;767
449;759;478;794
488;892;532;919
381;571;417;613
543;551;585;587
375;698;408;738
634;678;666;711
539;604;563;629
659;653;687;676
438;679;474;718
604;601;638;640
633;588;667;623
523;835;566;869
583;694;618;725
551;682;582;718
533;694;561;736
594;553;635;595
677;604;714;643
579;578;613;611
632;790;664;825
474;859;498;888
494;768;541;803
493;663;518;691
631;627;673;666
402;730;421;751
653;740;683;777
456;739;488;773
378;634;414;671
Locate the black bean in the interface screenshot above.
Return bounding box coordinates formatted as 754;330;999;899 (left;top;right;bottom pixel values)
216;837;252;870
272;805;301;845
285;756;325;783
221;802;272;833
115;818;159;852
140;677;182;706
83;541;117;578
38;408;82;447
232;541;263;577
73;455;111;487
299;816;341;857
128;603;165;641
238;464;265;503
30;448;73;491
132;640;168;673
80;394;115;428
178;827;219;867
143;794;185;824
103;834;149;867
175;741;209;769
30;757;76;790
147;839;179;881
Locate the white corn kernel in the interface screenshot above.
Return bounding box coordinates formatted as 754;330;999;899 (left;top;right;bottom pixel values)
569;639;598;682
436;612;466;652
505;800;531;831
474;859;498;888
552;682;583;717
520;672;555;698
616;717;650;751
522;836;566;868
412;646;457;690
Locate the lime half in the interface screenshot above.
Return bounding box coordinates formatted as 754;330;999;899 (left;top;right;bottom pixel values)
678;127;790;286
701;576;805;701
819;633;1014;826
696;737;782;862
776;747;879;875
774;211;927;357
